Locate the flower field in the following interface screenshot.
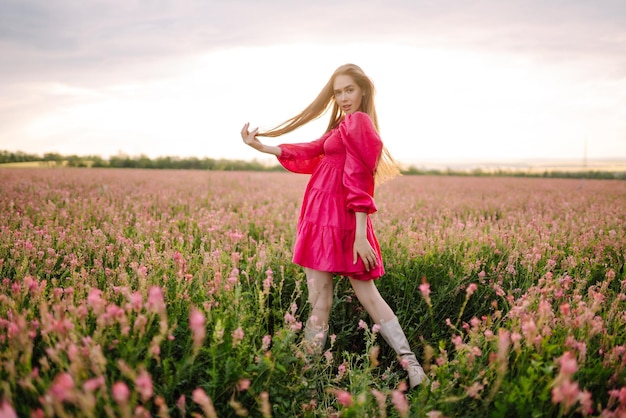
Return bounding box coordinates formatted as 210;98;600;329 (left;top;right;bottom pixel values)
0;167;625;417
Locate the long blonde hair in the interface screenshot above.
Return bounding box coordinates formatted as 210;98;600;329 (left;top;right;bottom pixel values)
258;63;400;184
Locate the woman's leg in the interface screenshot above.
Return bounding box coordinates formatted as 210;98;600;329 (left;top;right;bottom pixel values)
347;278;395;323
305;268;334;327
349;278;428;388
303;268;334;354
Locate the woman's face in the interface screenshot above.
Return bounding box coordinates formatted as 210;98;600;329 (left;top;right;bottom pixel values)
333;74;363;114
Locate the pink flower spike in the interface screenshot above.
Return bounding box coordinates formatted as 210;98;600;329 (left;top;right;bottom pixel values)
176;395;186;414
0;400;17;418
192;388;218;418
465;382;484;398
466;283;478;296
391;386;409;418
189;306;206;347
558;351;578;376
83;375;105;392
333;389;353;407
49;372;75;402
192;388;210;405
135;370;154;402
261;335;272;351
147;286;166;314
112;381;130;404
551;379;580;411
237;378;251;391
232;327;245;347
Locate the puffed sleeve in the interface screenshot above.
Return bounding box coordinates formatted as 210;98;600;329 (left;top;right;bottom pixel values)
339;112;383;214
276;132;331;174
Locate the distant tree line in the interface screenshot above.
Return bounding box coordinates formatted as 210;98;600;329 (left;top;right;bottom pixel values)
1;150;625;180
0;150;284;171
401;165;626;180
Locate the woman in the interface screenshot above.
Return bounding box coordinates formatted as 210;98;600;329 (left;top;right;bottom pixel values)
240;64;428;388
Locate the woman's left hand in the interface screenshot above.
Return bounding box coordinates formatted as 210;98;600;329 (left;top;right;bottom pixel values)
353;236;377;271
241;122;263;151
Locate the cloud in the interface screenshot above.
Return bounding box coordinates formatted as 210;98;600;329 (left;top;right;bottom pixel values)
2;0;625;85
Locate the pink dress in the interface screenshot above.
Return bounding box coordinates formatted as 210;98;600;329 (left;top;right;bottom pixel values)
277;112;385;280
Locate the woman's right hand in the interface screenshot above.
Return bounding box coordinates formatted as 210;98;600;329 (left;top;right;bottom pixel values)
241;123;264;151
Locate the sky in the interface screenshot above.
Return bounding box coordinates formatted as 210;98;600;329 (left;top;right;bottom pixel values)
1;0;625;167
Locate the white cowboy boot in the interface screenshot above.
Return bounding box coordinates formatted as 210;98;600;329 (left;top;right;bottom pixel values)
379;316;429;388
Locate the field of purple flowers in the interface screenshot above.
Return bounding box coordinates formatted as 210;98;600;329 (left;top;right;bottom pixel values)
0;168;625;417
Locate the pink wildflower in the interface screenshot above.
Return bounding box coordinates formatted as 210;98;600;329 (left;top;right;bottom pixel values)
358;319;368;331
558;351;578;376
134;314;148;334
551;379;581;412
419;281;431;303
465;382;484;399
31;409;44;418
137;264;148;278
333;389;353;407
521;317;537;343
176;395;186;415
263;268;273;292
129;291;143;311
192;388;210;405
192;388;218;418
189;306;206;347
371;389;387;416
135;370;153;402
261;335;272;351
337;363;347;379
470;316;481;328
0;400;17;418
466;283;478;296
112;381;130;404
237;378;251;391
259;391;271;418
284;312;296;324
372;323;380;333
146;286;166;314
400;357;410;370
578;390;593;416
451;335;463;350
82;375;105;392
497;328;510;363
87;288;105;314
232;327;244;347
49;372;75;403
134;406;150;418
391;382;409;418
290;321;302;331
